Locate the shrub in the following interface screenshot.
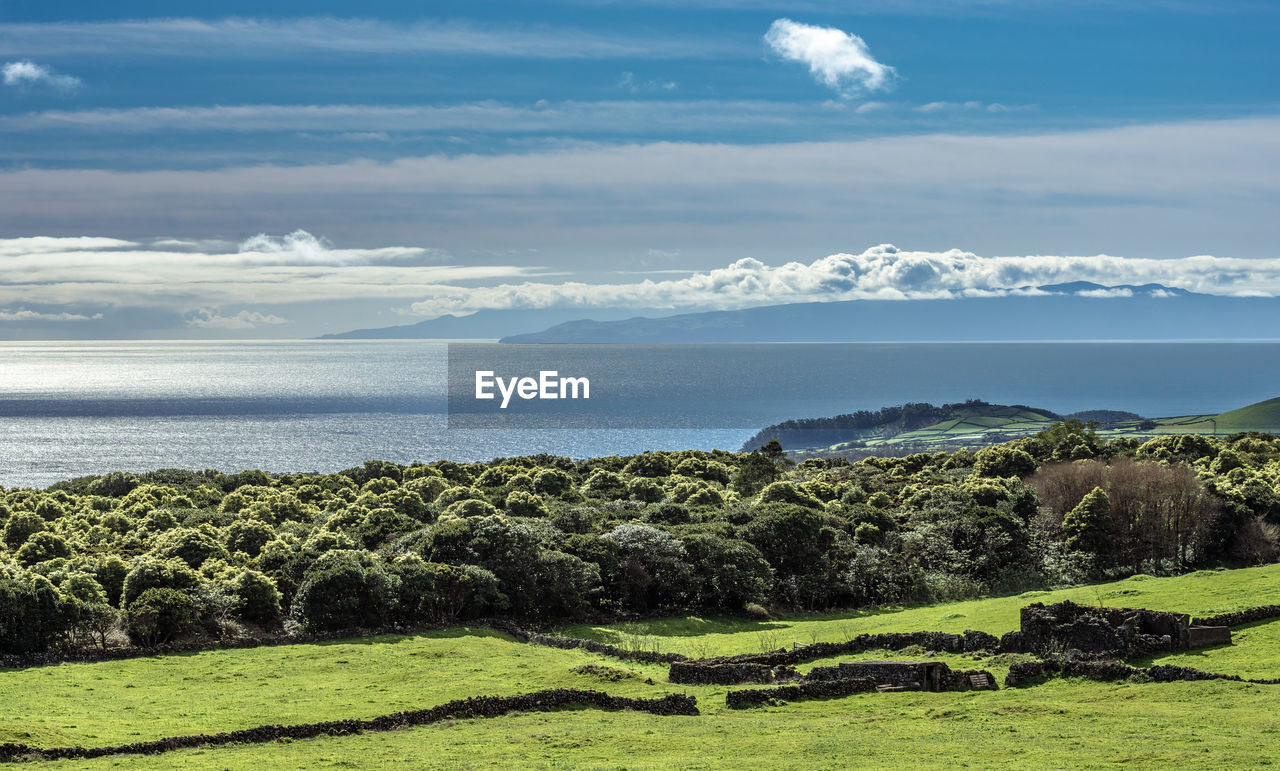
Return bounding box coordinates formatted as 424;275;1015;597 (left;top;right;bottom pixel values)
758;481;822;509
0;566;67;654
404;475;449;503
2;511;47;549
292;550;395;632
681;533;773;611
356;507;420;548
443;499;502;519
582;469;627;499
626;478;665;503
505;490;548;518
623;452;673;478
223;519;276;557
533;468;574;497
227;569;283;626
151;527;229;569
601;523;690;612
972;445;1037;478
86;471;141;498
15;531;71;566
126;587;198;646
436;486;486;507
673;458;732;484
121;556;202;606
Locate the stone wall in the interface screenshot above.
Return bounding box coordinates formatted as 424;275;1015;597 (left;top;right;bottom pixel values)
726;678;877;709
1004;656;1280;688
1018;601;1189;657
1193;605;1280;628
0;689;699;762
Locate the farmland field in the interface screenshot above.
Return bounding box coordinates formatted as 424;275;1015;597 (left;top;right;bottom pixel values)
6;565;1280;768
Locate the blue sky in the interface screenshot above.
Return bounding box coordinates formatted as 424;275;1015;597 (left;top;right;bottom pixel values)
0;1;1277;337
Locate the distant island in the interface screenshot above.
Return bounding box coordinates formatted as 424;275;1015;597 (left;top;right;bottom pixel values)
318;307;685;340
749;396;1280;459
495;284;1280;343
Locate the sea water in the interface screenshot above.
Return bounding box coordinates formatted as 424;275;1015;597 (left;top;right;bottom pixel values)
1;340;1277;488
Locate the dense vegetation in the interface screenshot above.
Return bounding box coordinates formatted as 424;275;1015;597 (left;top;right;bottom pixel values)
4;565;1280;766
1;422;1278;656
739;399;1062;450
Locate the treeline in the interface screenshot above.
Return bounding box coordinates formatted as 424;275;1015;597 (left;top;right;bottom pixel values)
740;400;1062;450
1;422;1278;656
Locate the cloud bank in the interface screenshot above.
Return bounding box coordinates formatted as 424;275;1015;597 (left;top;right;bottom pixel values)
4;233;1280;331
0;232;533;317
0;18;736;60
402;244;1280;316
2;61;81;92
185;309;288;329
764;19;895;97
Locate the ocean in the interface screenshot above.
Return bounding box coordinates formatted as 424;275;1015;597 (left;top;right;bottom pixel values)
1;340;1277;489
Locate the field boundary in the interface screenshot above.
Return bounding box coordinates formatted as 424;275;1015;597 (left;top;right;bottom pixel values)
1005;657;1280;687
0;688;699;763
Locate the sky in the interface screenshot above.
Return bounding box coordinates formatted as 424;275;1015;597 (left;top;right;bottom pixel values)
0;0;1277;338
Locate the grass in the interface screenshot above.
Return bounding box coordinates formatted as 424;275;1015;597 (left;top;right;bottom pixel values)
558;563;1280;658
803;396;1280;455
1139;618;1280;680
37;679;1280;769
5;564;1280;767
0;628;670;749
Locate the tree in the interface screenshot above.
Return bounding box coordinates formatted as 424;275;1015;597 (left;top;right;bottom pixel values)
223;519;276;557
972;445;1037;478
2;512;47;550
731;452;780;496
151;527;228;569
15;531;71;566
126;587;197;646
601;523;690;612
0;567;67;654
1063;486;1111;559
122;556;201;606
680;534;773;611
759;439;794;467
226;569;283;626
293;550;395;632
758;481;823;509
61;573;118;650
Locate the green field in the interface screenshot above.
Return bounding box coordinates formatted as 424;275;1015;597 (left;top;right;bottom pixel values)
802;397;1280;456
5;565;1280;768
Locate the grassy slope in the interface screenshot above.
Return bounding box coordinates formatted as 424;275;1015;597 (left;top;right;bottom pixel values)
48;679;1280;769
806;397;1280;454
0;628;668;749
560;563;1280;657
6;564;1280;768
1214;396;1280;433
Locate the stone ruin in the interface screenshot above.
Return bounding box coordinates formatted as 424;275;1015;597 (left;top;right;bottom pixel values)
806;660;991;692
1009;600;1231;658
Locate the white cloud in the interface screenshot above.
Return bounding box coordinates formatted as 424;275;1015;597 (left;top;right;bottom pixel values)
185;309;289;329
404;244;1280;317
0;236;136;257
1076;287;1134;298
0;100;804;134
764;18;895;97
0;308;101;322
2;61;81;92
0;231;536;311
0;18;736;60
618;72;678;93
0;116;1275;263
